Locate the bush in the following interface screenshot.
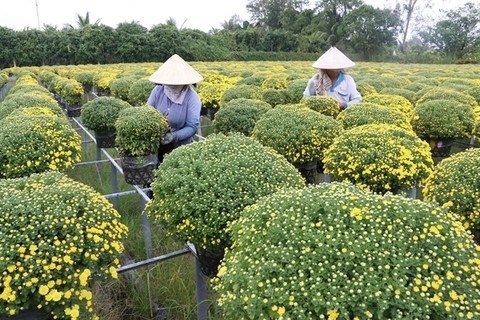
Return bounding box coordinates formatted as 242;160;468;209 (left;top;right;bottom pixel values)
363;94;414;115
81;96;132;132
115;105;169;156
145;133;304;253
0;114;81;179
220;84;262;106
423;148;480;237
323;124;433;194
252;106;343;165
336;103;412;131
110;76;137;101
416;88;478;109
0;171;128;319
127;78;154;106
299;95;340;117
410;99;475;140
261;88;290;107
212;98;272;136
0;92;63;120
214;182;480;319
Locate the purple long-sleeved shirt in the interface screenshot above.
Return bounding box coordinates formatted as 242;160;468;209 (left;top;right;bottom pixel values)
147;84;202;147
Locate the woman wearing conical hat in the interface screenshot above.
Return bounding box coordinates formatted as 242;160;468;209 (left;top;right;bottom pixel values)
303;47;361;110
147;54;203;161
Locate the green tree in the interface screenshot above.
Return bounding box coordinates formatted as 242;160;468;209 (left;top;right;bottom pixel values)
339;4;401;59
0;27;17;68
76;24;116;64
13;28;47;66
419;2;480;60
115;22;151;63
65;11;101;29
149;24;182;61
247;0;310;29
314;0;363;45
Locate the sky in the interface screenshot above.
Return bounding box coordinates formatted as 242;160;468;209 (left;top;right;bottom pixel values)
0;0;473;32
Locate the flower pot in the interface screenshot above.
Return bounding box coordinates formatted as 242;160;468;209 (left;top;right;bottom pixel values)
194;244;225;278
429;139;452;158
66;104;81;117
0;309;52;320
293;161;320;185
95;129;117;148
120;153;158;185
200;107;218;120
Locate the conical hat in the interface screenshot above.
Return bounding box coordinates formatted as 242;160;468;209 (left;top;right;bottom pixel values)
312;47;355;69
148;54;204;85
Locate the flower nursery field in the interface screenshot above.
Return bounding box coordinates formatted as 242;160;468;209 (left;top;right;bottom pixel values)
0;60;480;320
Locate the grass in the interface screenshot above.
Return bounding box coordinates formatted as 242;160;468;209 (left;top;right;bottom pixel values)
65;117;218;319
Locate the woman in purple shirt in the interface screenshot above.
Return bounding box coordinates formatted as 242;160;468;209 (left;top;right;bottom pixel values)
147;54;203;161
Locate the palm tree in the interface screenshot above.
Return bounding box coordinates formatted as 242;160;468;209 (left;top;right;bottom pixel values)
65;12;101;29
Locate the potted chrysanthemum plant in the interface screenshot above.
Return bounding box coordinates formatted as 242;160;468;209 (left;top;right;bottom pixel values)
214;182;480;319
323;123;434;194
0;171;128;320
80;96;132;148
115;105;169;185
252;105;343;184
144;133;304;277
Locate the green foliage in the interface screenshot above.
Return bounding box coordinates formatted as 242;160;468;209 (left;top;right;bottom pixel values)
0;171;128;319
127;78;154;106
299;95;340;117
115;105;169;156
324;124;434;194
212;98;272;136
144;133;305;251
252;106;343;164
220;84;262;106
0;113;82;179
215;182;480;319
81;96;132;132
410;99;475;139
379;87;415;103
109;76;136;101
336;103;412;131
261;88;290;106
74;71;96;87
286;78;309;104
0;92;63;120
363;93;414;115
416;88;478;108
423;148;480;235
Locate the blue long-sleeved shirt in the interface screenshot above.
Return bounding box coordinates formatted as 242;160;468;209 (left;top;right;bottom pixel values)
147;84;201;147
303;72;362;108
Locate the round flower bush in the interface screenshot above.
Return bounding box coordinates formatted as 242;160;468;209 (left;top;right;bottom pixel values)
252;106;343;165
115;105;169;156
299;95;340;117
0;171;128;319
220;84;262;106
214;182;480;319
127;78;154;106
0;92;64;120
416;87;478;109
410;99;475;140
81;96;132;132
336;103;413;131
363;93;414;115
323;124;434;194
212;98;272;136
110;76;137;101
0;113;82;179
144;133;304;274
423;148;480;239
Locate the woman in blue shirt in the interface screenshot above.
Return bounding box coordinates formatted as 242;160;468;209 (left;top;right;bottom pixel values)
303;47;362;110
147;54;203;161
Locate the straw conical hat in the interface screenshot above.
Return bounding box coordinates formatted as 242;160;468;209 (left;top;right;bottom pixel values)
148;54;204;85
312;47;355;69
